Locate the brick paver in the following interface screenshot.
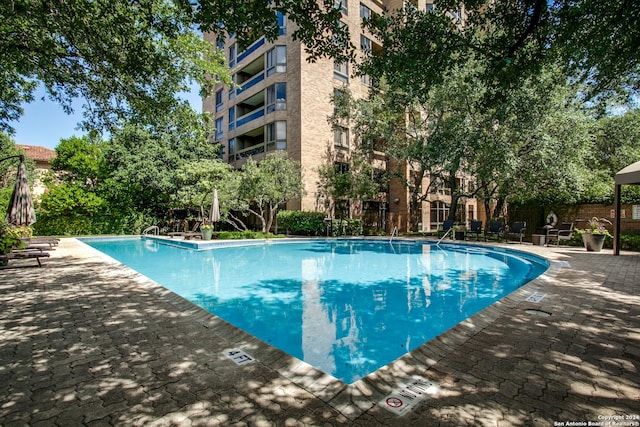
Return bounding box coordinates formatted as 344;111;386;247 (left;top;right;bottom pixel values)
1;238;638;426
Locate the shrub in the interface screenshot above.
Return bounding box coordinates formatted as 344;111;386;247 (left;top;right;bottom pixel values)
277;211;326;235
619;233;640;251
327;218;363;236
216;231;282;240
0;221;26;254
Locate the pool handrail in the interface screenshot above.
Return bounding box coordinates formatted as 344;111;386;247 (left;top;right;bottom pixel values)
436;227;453;246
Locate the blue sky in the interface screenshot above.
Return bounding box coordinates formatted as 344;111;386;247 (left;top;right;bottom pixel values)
12;85;203;150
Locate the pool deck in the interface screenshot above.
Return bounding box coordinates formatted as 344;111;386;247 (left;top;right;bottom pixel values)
1;237;638;426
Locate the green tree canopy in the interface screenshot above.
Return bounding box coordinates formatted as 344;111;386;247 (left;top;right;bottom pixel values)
238;152;305;232
362;0;639;109
1;0;350;134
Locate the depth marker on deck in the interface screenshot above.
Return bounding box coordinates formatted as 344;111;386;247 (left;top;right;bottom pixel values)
222;348;255;366
525;292;547;303
379;377;439;416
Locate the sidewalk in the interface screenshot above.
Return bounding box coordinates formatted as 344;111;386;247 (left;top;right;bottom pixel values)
1;238;638;426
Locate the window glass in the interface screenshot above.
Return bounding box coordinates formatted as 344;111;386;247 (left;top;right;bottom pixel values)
334;126;349;149
360;35;371;53
228;106;235;130
277;11;287;34
360;3;371;19
430;201;450;230
215;117;224;141
215;89;224;112
229;44;236;66
266;46;287;76
334;61;348;82
335;0;348;15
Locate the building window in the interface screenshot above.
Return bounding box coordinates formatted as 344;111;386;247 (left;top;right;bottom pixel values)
229;43;236;67
228;138;235;156
468;205;475;221
266;121;287;150
426;3;435;12
448;7;463;24
360;3;371;19
360;35;371;53
266;45;287;76
215;89;224;112
229;74;236;99
333;88;346;114
361;73;371;86
430;201;450;230
277;11;287;35
215;117;223;141
335;0;348;15
334;126;349;150
334;60;349;82
228;106;235;130
216;37;225;50
266;83;286;113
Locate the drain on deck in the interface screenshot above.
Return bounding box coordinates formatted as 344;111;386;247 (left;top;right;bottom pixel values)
525;309;552;317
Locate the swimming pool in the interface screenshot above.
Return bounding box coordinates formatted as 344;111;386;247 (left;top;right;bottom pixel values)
81;238;548;383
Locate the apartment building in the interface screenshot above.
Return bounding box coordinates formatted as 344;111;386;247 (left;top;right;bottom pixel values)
204;0;479;233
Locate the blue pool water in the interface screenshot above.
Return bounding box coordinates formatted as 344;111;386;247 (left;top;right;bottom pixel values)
81;238;548;383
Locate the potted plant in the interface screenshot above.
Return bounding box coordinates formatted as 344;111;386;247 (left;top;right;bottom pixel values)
578;217;612;252
0;222;27;265
453;225;466;241
201;224;215;240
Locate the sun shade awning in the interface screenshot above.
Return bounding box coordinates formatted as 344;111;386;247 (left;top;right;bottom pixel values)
615;160;640;185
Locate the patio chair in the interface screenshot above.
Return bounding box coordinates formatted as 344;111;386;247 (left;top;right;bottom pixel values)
506;221;527;244
168;221;202;239
546;222;574;246
468;220;483;241
484;220;505;241
437;220;454;239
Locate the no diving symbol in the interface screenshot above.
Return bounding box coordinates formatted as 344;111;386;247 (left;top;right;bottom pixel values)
385;397;403;408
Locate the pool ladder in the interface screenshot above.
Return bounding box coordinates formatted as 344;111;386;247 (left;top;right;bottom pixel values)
143;225;159;235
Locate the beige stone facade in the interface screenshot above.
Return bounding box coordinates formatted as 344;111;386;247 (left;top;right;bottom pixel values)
205;0;478;233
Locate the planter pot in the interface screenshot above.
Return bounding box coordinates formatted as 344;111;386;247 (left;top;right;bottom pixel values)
201;228;213;240
454;231;466;240
582;233;605;252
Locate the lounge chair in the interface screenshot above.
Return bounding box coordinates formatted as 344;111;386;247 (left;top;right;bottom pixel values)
468;220;483;241
437;220;454;239
0;251;50;267
485;220;505;241
506;221;527;244
168;221;202;239
21;237;59;249
546;222;574;246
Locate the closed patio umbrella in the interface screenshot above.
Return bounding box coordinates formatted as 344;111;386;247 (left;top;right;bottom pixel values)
210;188;221;224
5;156;36;226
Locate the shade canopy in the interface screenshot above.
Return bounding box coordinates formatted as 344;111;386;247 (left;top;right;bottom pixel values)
5;157;36;226
613;159;640;255
210;188;221;223
615;160;640;185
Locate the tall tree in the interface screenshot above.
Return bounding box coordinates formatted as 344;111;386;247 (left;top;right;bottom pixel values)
362;1;639;109
1;0;350;134
237;152;305;232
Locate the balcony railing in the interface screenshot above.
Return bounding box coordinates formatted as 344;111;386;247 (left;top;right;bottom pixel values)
237;37;265;64
235;107;265;128
235;72;265;97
